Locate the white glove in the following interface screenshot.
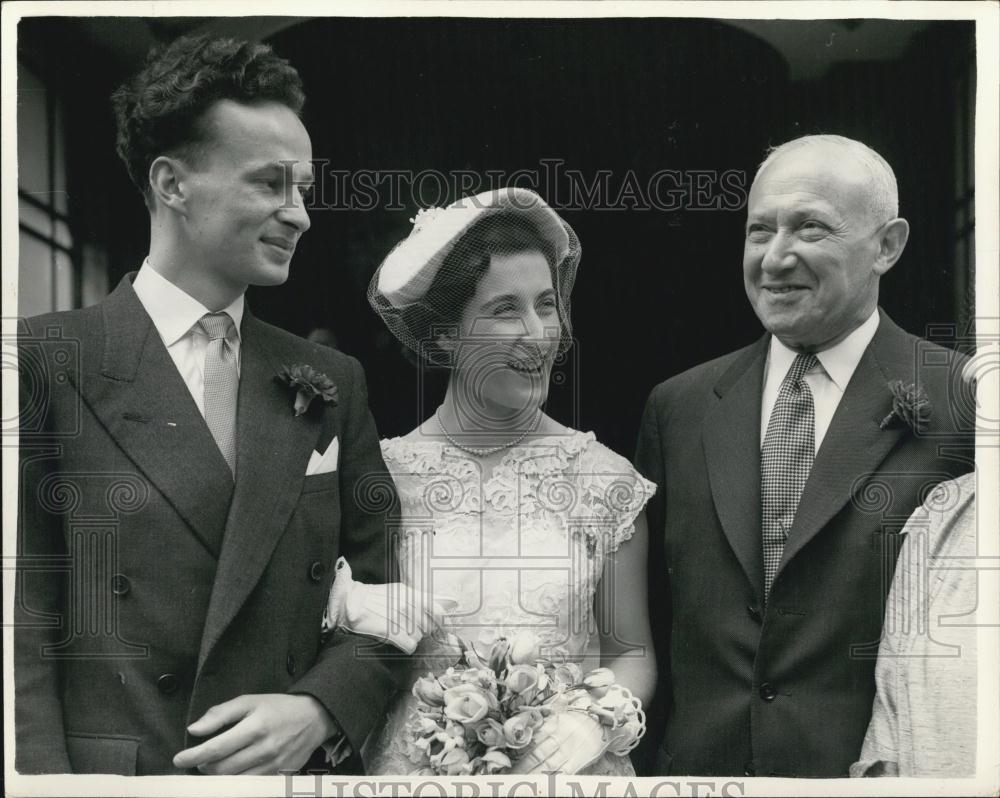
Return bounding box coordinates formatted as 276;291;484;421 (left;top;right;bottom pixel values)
322;557;456;654
508;712;608;774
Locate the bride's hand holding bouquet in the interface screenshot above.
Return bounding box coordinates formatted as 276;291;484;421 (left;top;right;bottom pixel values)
402;631;645;775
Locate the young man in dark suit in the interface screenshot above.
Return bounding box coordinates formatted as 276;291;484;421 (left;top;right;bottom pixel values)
635;135;974;778
15;35;400;776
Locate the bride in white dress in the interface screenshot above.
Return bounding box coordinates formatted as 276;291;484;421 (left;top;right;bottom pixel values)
363;187;656;775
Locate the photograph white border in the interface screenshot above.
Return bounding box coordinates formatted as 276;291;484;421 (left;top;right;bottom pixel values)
3;2;997;796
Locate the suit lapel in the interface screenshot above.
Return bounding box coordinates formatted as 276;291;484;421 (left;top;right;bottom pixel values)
702;336;769;604
777;311;909;575
197;311;326;672
80;279;234;557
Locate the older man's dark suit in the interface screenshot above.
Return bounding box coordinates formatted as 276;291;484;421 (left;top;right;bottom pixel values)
15;276;400;775
635;309;973;777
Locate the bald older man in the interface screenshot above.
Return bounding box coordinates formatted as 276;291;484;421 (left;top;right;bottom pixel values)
635;135;974;777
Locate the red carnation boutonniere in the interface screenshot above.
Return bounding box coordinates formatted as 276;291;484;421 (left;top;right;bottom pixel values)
879;380;931;433
276;364;339;417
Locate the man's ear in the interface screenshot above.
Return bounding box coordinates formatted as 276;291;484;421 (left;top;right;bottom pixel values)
148;156;190;216
873;217;910;276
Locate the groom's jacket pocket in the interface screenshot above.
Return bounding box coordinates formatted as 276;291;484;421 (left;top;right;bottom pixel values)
66;732;139;775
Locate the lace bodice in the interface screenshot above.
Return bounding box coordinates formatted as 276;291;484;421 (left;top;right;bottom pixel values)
380;430;656;662
367;430;655;776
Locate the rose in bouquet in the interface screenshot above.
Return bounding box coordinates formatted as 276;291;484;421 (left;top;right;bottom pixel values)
402;631;645;775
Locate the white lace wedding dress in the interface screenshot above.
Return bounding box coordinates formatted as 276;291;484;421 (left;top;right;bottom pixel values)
366;430;656;776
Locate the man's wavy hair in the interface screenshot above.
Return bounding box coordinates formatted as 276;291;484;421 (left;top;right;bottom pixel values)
111;35;306;208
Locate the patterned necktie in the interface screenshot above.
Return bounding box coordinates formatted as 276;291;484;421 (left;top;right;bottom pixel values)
199;312;238;477
761;353;818;599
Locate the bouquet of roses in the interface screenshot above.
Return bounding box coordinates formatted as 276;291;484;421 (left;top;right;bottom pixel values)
402;631;645;775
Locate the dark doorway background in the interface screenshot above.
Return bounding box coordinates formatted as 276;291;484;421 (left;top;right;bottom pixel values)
17;16;975;458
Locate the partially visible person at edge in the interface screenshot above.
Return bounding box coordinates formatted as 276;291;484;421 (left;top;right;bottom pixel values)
852;349;991;778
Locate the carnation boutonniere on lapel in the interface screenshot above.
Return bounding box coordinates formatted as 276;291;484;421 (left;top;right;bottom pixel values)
879;380;931;433
276;364;339;417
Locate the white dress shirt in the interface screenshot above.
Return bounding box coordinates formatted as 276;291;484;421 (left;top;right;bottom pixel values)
132;260;244;416
760;309;880;453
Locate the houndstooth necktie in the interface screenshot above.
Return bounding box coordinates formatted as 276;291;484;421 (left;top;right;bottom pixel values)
199;312;238;476
761;353;818;599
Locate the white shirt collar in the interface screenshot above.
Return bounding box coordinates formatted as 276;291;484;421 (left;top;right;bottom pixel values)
768;308;880;391
132;258;244;346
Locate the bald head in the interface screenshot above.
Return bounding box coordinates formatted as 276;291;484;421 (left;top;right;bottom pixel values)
755;135;899;227
742;134;910;352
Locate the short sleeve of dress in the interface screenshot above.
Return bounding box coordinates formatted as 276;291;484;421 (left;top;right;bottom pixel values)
576;441;658;554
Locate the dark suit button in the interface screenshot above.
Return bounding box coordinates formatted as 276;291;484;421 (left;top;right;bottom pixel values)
744;762;756;776
746;605;761;622
308;561;325;582
759;682;777;701
286;654;297;676
111;574;131;596
157;673;180;695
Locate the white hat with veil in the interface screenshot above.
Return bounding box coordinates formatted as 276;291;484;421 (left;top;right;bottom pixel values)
368;187;581;362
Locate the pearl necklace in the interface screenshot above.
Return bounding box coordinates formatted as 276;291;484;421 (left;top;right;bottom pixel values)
435;408;539;457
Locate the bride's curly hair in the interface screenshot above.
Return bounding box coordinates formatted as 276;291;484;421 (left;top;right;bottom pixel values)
111;34;305;208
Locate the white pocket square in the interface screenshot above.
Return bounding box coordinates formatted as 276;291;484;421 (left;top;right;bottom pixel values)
306;436;339;476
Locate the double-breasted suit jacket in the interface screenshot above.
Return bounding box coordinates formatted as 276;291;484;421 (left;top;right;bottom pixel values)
15;276;401;775
634;310;974;777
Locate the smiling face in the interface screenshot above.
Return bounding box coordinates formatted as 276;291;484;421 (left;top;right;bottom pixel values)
743;144;891;352
449;249;561;420
177;99;314;295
